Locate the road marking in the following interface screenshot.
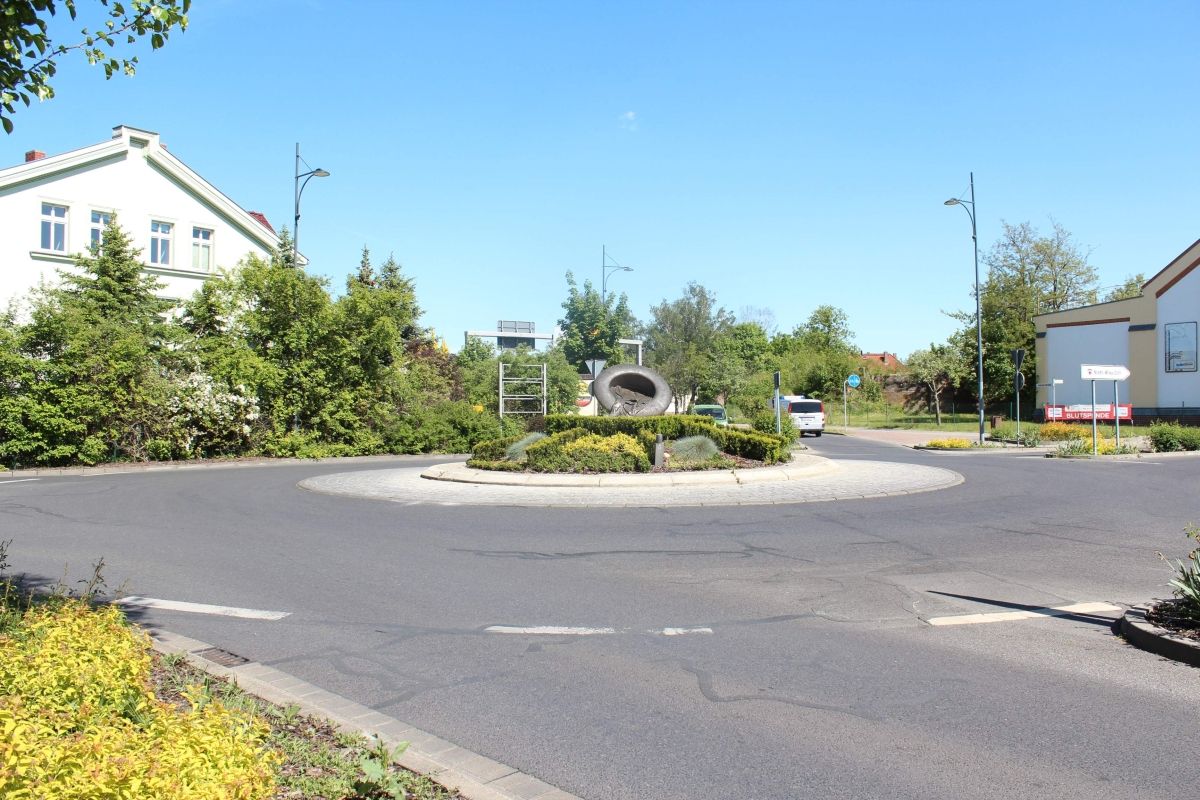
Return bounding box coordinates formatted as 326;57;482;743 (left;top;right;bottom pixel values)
116;596;290;620
486;625;617;635
486;625;714;636
0;479;39;485
926;601;1121;627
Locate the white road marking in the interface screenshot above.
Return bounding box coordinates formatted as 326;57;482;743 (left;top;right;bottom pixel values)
485;624;713;636
0;479;39;484
926;601;1121;627
116;595;290;620
486;625;617;635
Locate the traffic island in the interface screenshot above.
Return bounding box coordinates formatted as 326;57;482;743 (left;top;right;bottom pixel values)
1119;605;1200;668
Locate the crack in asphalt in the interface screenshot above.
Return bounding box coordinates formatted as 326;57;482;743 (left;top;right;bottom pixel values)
678;660;881;721
453;542;803;561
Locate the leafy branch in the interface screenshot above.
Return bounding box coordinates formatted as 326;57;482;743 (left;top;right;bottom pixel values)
1;0;190;133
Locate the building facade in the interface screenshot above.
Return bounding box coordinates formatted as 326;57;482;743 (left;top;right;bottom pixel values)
1034;237;1200;420
0;125;284;312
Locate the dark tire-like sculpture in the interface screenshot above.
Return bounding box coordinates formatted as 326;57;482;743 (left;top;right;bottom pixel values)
592;364;672;416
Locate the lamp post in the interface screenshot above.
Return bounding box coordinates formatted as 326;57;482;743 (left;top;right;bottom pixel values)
944;173;984;446
601;244;633;304
293;143;330;266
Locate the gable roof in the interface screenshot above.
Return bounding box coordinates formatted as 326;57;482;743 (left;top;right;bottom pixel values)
0;125;289;260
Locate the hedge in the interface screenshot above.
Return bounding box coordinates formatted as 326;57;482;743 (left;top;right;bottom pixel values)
544;415;790;464
1150;421;1200;452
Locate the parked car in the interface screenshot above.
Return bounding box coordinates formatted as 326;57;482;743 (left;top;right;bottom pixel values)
691;404;729;426
777;395;825;436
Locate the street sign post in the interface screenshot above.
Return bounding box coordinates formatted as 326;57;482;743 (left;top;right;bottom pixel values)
1081;365;1130;455
1012;349;1026;441
843;374;861;428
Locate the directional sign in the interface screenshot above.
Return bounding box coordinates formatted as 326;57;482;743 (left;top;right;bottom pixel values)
1080;364;1130;381
846;374;861;389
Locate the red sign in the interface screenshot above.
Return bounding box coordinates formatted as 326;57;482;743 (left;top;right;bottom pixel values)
1044;404;1132;422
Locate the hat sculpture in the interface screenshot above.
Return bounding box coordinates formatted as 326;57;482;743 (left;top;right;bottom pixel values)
591;364;673;416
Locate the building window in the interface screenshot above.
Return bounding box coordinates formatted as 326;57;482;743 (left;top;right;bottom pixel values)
90;210;113;251
40;203;67;251
150;220;172;265
192;227;213;271
1165;322;1197;372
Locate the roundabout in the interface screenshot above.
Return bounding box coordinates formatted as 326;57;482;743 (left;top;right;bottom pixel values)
298;452;964;507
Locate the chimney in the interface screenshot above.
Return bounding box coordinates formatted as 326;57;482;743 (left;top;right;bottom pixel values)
25;150;46;163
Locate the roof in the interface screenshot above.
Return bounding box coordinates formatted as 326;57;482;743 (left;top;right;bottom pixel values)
0;124;291;261
248;211;276;234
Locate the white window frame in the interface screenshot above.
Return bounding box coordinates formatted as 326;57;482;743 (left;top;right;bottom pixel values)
191;226;214;271
90;210;113;251
40;203;68;252
150;220;173;266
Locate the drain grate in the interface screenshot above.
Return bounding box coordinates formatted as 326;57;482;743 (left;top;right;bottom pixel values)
194;647;250;667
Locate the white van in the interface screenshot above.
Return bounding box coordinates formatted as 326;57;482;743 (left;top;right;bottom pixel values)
777;395;825;437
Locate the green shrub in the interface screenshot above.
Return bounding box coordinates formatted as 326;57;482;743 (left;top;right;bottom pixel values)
464;458;528;471
1150;421;1200;452
471;434;525;461
545;415;790;464
990;422;1040;446
751;411;796;441
1164;524;1200;613
544;414;716;438
526;431;649;473
672;435;720;462
146;439;173;461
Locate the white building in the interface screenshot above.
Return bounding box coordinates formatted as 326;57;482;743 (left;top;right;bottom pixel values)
1034;236;1200;420
0;124;285;312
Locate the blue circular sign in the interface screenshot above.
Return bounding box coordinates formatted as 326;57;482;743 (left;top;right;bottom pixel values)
846;374;862;388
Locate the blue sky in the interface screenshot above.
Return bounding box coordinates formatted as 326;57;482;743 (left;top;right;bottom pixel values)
6;1;1199;358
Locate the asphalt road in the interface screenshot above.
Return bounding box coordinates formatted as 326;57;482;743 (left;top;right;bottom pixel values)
3;439;1198;800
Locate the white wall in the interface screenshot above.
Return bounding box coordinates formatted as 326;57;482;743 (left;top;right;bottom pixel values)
1156;266;1200;407
1043;321;1129;406
0;130;274;312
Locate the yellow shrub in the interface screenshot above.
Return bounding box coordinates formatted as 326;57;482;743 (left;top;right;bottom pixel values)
1040;421;1087;441
0;600;278;799
563;432;644;458
924;438;973;449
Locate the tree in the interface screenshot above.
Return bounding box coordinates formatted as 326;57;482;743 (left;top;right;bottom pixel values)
1;0;190;133
907;342;970;426
1104;273;1145;302
702;322;770;404
1;219;179;464
557;272;634;372
644;282;733;411
950;220;1099;410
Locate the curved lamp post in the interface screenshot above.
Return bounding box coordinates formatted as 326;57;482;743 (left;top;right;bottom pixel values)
944;173;984;446
601;244;633;304
293;143;329;265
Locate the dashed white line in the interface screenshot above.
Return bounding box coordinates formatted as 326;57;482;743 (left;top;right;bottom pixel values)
926;601;1121;627
0;478;39;484
485;625;713;636
116;596;290;620
486;625;616;635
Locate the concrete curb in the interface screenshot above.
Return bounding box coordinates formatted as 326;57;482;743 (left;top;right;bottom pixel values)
1119;605;1200;668
420;454;837;487
150;630;580;800
1;453;454;478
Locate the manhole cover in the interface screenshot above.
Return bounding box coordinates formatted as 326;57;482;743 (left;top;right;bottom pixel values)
194;647;250;667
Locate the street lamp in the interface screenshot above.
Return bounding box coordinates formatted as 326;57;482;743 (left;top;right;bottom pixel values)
944;172;984;446
293;143;330;266
601;244;633;304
